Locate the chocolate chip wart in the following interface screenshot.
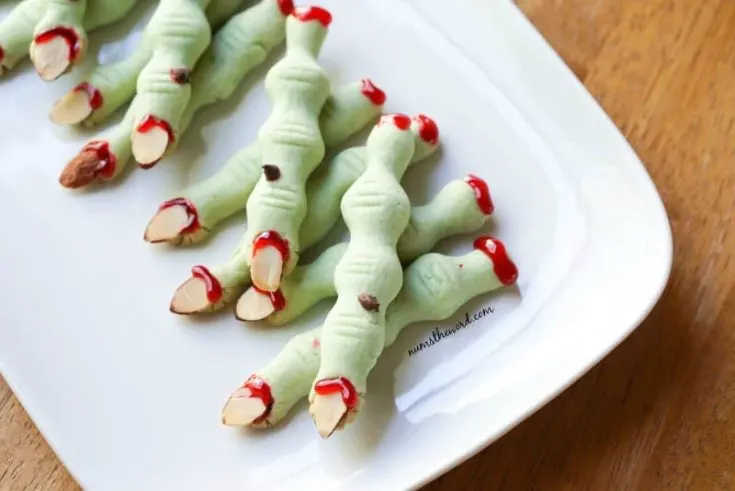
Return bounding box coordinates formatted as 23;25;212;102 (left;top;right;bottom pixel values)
262;164;281;181
170;68;192;85
358;293;379;312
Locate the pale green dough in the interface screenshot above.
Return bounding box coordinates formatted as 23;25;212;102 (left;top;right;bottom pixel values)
81;46;152;126
176;81;382;244
297;147;368;249
0;0;43;70
0;0;139;71
314;120;429;401
78;0;250;126
243;13;331;276
84;0;147;30
204;0;245;30
182;82;383;305
131;0;213;141
268;177;489;325
396;179;488;259
179;0;289;132
250;249;502;427
71;0;288;179
33;0;87;42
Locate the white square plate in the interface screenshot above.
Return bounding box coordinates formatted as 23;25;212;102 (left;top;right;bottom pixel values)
0;0;672;489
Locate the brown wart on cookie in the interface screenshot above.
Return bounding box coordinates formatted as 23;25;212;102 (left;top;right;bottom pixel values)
262;164;281;181
170;68;192;85
357;293;379;312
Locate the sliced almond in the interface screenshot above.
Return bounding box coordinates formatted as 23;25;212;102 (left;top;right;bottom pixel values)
221;387;268;427
310;393;348;438
50;89;92;125
234;288;275;321
250;246;283;292
170;276;210;314
31;37;71;81
144;205;190;243
132;126;169;165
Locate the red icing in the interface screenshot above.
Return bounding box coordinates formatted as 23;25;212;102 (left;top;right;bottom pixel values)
312;337;321;349
191;265;223;304
293;6;332;27
379;113;411;130
252;285;287;312
243;375;274;425
73;82;103;110
360;78;386;106
277;0;295;15
464;174;494;215
314;377;358;410
135;115;175;168
0;45;5;65
252;230;290;264
413;114;439;145
473;236;518;286
157;197;200;236
82;141;116;179
34;27;81;62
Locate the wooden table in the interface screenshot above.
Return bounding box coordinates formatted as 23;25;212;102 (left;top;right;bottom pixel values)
2;0;735;489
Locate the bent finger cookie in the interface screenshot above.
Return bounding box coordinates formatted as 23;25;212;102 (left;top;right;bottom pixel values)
244;6;332;293
221;238;519;428
58;0;293;188
168;87;385;315
127;0;215;166
308;113;438;437
168;138;373;314
235;173;492;324
168;142;371;314
0;0;139;77
51;0;283;127
146;79;384;246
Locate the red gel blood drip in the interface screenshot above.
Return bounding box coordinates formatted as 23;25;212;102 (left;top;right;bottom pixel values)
136;115;175;168
73;82;103;110
252;230;290;264
0;45;5;65
360;78;386;106
293;6;332;27
379;113;412;130
34;27;81;62
277;0;295;15
243;375;274;425
464;174;494;215
157;197;200;236
314;377;358;410
311;337;321;349
82;141;116;179
190;265;223;304
252;285;287;312
473;236;518;286
414;114;439;145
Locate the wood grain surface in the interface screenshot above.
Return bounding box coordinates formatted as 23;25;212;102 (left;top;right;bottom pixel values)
2;0;735;489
